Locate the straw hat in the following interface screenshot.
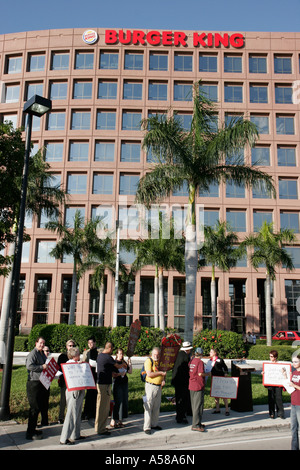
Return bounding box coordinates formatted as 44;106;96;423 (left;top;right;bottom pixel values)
181;341;193;351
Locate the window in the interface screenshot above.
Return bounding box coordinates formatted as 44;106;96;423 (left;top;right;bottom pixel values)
51;52;69;70
69;142;89;161
199;83;218;102
67;173;87;194
276;115;295;135
122;111;141;130
93;173;113;194
4;84;20;103
252;180;272;199
120;142;141;162
249;55;267;73
226;181;245;198
75;52;94;69
26;82;43;100
249;84;268;103
174;113;193;131
49;81;67;100
224;55;242;73
226;210;246;232
96;110;116;130
275;85;293;104
251;146;270;166
148;81;168;101
65;207;85;227
199;181;219;197
99;51;119;69
173;181;189;197
224;84;243;103
95;141;115;162
73;81;92;99
28;54;45;72
204;210;219;228
91;205;113;229
250;114;269;134
119;174;139;195
174;82;193;101
280;211;299;233
123;81;142;100
174;53;193;72
45;142;64;162
279;178;298;199
253;211;272;232
199;54;217;72
124;52;143;70
47;112;65;130
36;241;56;263
98;80;117;99
6;55;22;74
71;111;90;130
149;52;168;71
277;146;296;166
285;248;300;269
274;55;292;74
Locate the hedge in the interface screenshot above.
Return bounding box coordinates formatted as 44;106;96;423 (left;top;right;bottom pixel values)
192;329;247;359
247;344;298;362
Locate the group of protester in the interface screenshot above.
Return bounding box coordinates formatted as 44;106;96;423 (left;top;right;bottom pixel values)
25;336;300;450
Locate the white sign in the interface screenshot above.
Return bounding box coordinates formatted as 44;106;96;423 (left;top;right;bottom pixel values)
210;376;239;400
263;362;292;387
61;362;96;391
82;30;98;44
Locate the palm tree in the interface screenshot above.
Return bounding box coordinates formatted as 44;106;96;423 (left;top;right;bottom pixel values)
199;220;245;329
46;210;100;325
243;221;295;346
135;82;275;342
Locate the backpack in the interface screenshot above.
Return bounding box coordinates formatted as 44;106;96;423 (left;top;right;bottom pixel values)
140;357;153;382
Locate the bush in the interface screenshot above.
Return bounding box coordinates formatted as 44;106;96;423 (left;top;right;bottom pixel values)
14;336;28;352
193;329;246;359
247;344;296;361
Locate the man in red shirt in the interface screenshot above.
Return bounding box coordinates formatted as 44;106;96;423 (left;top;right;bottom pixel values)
289;353;300;450
188;347;210;432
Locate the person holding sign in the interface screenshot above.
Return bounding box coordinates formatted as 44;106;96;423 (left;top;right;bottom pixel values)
110;348;132;428
60;347;85;445
289;353;300;450
263;350;285;419
207;348;230;416
188;347;210;432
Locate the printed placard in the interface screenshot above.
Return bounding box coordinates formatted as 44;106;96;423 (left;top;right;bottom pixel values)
39;357;59;390
262;362;292;387
210;376;239;399
61;362;96;391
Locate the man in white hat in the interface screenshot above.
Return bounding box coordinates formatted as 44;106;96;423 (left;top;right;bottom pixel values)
171;341;193;424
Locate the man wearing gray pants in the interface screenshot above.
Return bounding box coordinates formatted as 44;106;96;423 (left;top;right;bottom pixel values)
143;347;166;434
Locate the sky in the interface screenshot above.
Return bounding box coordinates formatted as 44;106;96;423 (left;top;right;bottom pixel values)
1;0;300;35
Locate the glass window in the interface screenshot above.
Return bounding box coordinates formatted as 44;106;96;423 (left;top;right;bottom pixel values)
67;174;87;194
251;146;270;166
73;81;92;99
199;181;219;197
274;55;292;74
226;210;246;232
91;205;113;229
275;85;293;104
250;114;269;134
174;53;193;72
93;173;113;194
149;52;168;71
99;51;119;69
199;84;218;102
226;181;245;198
279;178;298;199
280;211;299;233
96;110;116;130
249;55;267;73
204;210;219;228
124;52;143;70
252;180;272;199
277;146;296;166
28;54;45;72
49;81;67;100
249;84;268;103
98;81;117;99
148;82;167;101
173;181;189;197
6;55;22;74
174;113;193;131
199;54;217;72
224;55;242;73
45;142;64;162
95;141;115;162
47;112;65;130
123;81;142;100
51;52;69;70
69;142;89;161
4;84;20;103
119;174;139;195
65;207;85;227
75;52;94;70
120;142;140;162
36;241;56;263
253;211;272;232
174;82;193;101
26;82;43;100
122;111;141;130
285;248;300;268
224;84;243;103
276;115;295;135
71;111;90;130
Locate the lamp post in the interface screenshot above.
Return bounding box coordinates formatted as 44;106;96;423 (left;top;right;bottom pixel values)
113;220;122;327
0;95;52;421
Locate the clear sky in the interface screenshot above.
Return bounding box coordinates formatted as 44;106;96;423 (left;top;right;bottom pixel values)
1;0;300;35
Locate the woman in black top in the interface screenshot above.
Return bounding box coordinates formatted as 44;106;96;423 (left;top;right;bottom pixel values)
110;348;132;427
207;348;230;416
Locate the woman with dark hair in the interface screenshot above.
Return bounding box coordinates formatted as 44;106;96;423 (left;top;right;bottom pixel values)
110;348;132;428
263;350;285;419
207;348;230;416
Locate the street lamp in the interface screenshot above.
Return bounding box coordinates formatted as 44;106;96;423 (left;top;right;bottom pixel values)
113;220;122;328
0;95;51;421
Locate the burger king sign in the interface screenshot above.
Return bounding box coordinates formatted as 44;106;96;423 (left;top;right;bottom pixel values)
82;30;98;45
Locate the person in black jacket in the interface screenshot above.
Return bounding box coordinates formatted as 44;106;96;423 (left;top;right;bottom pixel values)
171;341;193;424
82;336;99;420
206;347;230;415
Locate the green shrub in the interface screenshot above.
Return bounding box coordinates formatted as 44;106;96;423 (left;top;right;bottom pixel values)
247;344;295;361
193;329;246;358
14;336;28;352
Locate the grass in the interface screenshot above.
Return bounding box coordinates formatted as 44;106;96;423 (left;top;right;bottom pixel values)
0;366;291;424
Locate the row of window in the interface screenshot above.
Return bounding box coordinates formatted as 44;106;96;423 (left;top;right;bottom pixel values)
4;51;300;75
3;80;298;105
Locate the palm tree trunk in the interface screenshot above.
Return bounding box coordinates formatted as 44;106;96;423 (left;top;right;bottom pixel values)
154;266;159;329
69;262;77;325
98;281;105;327
265;274;272;346
184;184;198;343
211;265;217;330
158;266;165;331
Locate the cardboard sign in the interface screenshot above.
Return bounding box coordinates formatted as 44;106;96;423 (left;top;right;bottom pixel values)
210;376;239;400
39;357;59;390
263;362;292;387
127;319;141;357
61;362;96;391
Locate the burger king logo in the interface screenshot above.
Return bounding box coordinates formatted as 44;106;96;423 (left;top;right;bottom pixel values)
82;30;98;45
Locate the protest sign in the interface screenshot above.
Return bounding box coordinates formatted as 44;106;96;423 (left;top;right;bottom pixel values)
159;334;182;371
61;362;96;391
39;357;59;390
210;376;239;399
127;319;141;357
262;362;292;387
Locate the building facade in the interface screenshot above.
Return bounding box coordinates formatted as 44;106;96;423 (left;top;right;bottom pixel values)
0;27;300;335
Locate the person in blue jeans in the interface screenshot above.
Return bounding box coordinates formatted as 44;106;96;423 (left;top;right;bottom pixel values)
110;348;132;428
289;353;300;450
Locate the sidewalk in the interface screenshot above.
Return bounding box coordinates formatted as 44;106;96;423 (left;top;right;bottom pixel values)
0;403;291;451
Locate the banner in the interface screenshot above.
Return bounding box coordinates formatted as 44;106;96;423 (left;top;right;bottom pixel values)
159;334;182;372
127;319;141;357
210;376;239;400
61;362;96;391
263;362;292;387
39;357;59;390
